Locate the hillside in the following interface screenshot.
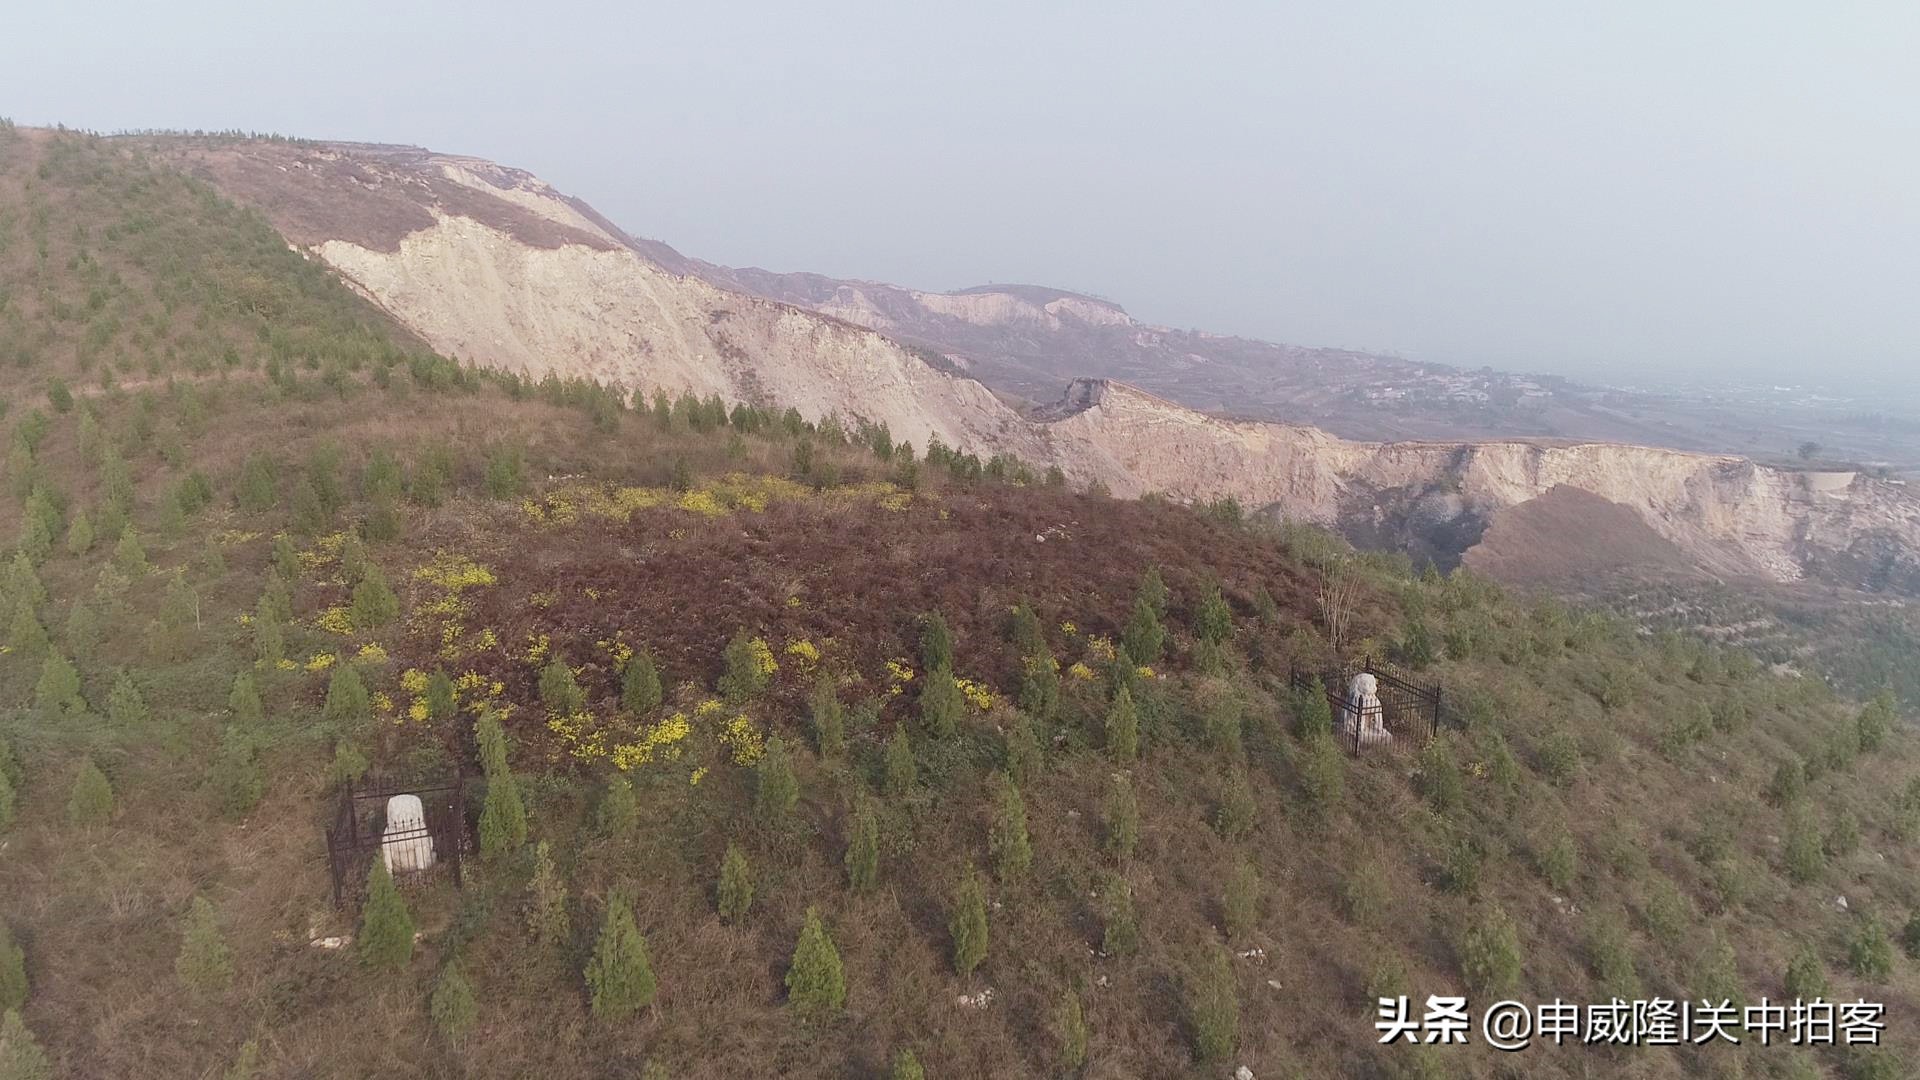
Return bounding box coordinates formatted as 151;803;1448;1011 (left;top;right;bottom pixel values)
0;123;1917;1080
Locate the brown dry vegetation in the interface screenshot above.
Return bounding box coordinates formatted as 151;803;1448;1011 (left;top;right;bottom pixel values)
1;124;1918;1080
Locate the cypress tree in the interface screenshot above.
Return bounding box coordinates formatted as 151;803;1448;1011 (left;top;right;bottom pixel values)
67;760;113;827
424;669;456;723
63;600;99;664
845;797;881;891
621;649;662;714
525;840;571;947
889;1050;925;1080
348;565;399;628
1005;711;1042;787
1187;943;1240;1061
358;860;415;969
1222;861;1261;941
598;777;639;836
212;727;264;819
106;670;146;726
174;896;233;993
252;606;285;668
883;726;916;797
949;865;989;977
919;612;954;674
270;535;298;581
717;630;772;703
920;666;964;738
538;656;585;715
784;906;846;1019
1007;601;1045;657
477;710;528;859
228;672;263;724
430;961;479;1044
1105;774;1140;862
112;525;147;575
989;774;1032;880
63;510;93;556
35;654;85;720
585;893;656;1020
756;736;799;822
323;664;370;727
716;842;755;923
1054;987;1089;1072
1194;581;1232;644
1105;685;1140;764
1214;768;1257;840
1019;650;1060;722
5;600;46;658
1138;567;1169;617
0;769;14;834
0;919;25;1011
808;672;845;758
1102;875;1140;956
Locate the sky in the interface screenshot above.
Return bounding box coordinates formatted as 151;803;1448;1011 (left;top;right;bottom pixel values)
5;1;1917;391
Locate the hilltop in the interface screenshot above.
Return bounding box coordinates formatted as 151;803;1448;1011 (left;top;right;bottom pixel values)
0;123;1916;1080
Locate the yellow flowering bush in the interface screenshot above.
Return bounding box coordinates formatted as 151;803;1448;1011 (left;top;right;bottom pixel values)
1060;621;1079;636
676;490;724;516
413;552;498;592
694;698;725;720
548;710;608;762
305;653;336;672
885;658;915;697
1136;665;1157;679
212;530;262;547
721;714;767;766
524;633;551;665
357;642;390;664
689;767;709;786
609;712;693;770
954;677;995;712
783;639;821;672
1066;661;1097;682
527;591;556;609
372;691;395;714
400;669;431;695
1087;635;1118;663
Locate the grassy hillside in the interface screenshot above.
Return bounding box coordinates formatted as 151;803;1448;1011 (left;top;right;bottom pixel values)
1;125;1917;1080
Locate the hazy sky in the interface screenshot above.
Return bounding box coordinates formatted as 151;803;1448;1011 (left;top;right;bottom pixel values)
6;2;1917;388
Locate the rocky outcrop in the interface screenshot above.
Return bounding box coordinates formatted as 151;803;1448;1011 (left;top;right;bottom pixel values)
144;136;1920;592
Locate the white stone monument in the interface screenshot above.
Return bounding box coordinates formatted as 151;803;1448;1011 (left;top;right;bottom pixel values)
381;793;436;874
1344;672;1392;747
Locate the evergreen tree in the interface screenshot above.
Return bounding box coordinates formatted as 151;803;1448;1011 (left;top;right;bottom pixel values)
5;554;46;610
920;612;954;674
1121;594;1165;668
66;760;113;828
106;670;146;726
784;906;846;1019
228;672;262;724
1004;711;1042;787
35;654;85;720
1138;567;1170;617
1186;944;1240;1061
525;841;571;947
0;919;25;1011
477;711;528;859
538;656;585;715
330;740;369;785
598;777;639;836
1105;685;1140;764
358;860;415;970
160;571;200;633
236;453;278;512
949;865;989;977
270;535;298;581
883;726;917;797
63;510;93;556
1054;987;1089;1072
430;961;479;1045
808;673;845;758
1784;945;1829;1000
621;649;662;714
5;600;46;658
63;600;99;664
1222;861;1260;941
1194;581;1232;644
323;663;370;727
889;1050;925;1080
1102;875;1140;956
112;524;148;575
920;666;965;738
348;565;398;628
0;1009;51;1080
1105;774;1140;862
845;797;881;891
989;774;1033;880
0;769;14;835
222;1039;261;1080
424;669;457;723
174;896;233;993
585;893;656;1020
717;630;773;703
1007;601;1045;657
716;842;755;923
211;727;264;819
756;736;799;822
1019;650;1061;722
1214;769;1258;840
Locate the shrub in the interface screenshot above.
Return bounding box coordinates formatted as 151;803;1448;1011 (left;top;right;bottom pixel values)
1769;758;1807;806
330;741;369;785
845;797;881;891
1105;774;1140;862
598;777;639;837
989;774;1032;880
1222;860;1260;941
919;666;964;739
538;657;585;715
756;736;799;822
0;920;25;1011
66;760;114;827
950;865;989;977
1054;988;1089;1071
348;565;399;628
889;1050;925;1080
1214;768;1257;840
1586;915;1641;999
1784;945;1829;1000
1848;916;1894;980
358;860;415;970
1102;875;1139;956
1186;943;1239;1061
525;841;570;947
1400;615;1437;669
585;893;655;1020
1857;691;1895;753
785;906;846;1020
1441;837;1483;895
1341;861;1390;929
1105;685;1140;764
1416;739;1464;815
920;612;954;673
622;650;662;714
1904;913;1920;960
0;771;12;836
1458;906;1522;995
1827;810;1861;859
883;726;916;796
1538;730;1581;785
175;896;233;993
430;961;479;1045
716;842;755;923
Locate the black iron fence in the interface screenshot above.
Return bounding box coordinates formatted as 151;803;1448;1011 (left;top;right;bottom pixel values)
1289;657;1443;754
324;770;468;908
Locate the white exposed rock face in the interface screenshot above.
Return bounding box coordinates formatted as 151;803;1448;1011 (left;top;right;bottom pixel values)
165;138;1920;590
